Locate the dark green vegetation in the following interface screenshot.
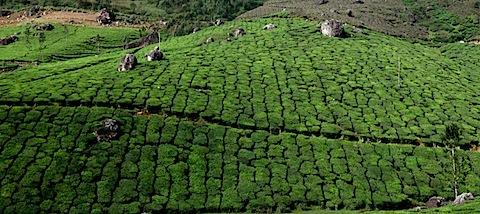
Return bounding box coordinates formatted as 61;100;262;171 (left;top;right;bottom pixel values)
1;16;480;213
0;24;138;62
1;105;480;213
238;0;480;41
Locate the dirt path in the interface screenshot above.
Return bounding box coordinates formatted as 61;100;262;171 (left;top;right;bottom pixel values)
0;10;146;28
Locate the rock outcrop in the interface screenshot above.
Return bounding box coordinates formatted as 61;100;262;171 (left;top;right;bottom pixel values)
263;24;276;30
118;54;137;71
346;9;353;17
123;31;159;50
316;0;328;5
206;37;215;43
426;196;448;208
96;8;115;25
215;19;224;26
24;6;40;17
320;19;345;37
32;23;54;31
0;35;18;46
453;193;475;205
93;119;119;142
144;46;163;61
234;27;246;37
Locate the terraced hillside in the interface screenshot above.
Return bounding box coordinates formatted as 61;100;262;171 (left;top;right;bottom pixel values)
237;0;480;42
1;17;480;213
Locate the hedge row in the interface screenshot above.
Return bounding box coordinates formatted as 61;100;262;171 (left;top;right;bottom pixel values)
1;106;480;213
1;18;479;145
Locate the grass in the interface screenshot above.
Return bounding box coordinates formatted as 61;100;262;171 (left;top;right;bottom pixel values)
1;17;480;213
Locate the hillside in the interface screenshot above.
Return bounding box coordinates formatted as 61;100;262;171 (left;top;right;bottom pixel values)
237;0;480;42
1;17;480;213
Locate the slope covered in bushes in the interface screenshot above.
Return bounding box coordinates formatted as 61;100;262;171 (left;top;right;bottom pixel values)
2;18;480;146
1;106;479;213
2;17;480;213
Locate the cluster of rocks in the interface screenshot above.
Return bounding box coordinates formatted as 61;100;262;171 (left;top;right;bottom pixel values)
123;31;159;50
0;34;18;46
93;119;119;142
118;46;163;71
32;23;54;31
96;8;116;25
424;193;475;209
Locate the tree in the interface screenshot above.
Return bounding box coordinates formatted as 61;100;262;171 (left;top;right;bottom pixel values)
24;24;31;49
38;32;46;61
95;34;101;55
62;24;69;50
442;123;462;199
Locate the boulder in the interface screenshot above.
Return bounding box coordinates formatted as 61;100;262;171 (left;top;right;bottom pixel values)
316;0;328;5
24;6;40;17
453;193;475;205
0;35;18;46
193;27;200;33
206;37;215;43
0;10;11;17
320;19;344;37
263;24;276;30
426;196;448;208
144;46;163;61
234;27;246;37
96;8;115;25
407;13;417;23
346;9;353;17
32;23;54;31
425;6;434;11
221;38;231;44
123;31;159;50
118;54;137;71
93;119;119;142
215;19;224;26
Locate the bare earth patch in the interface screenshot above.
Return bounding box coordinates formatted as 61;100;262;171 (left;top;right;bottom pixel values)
0;10;145;28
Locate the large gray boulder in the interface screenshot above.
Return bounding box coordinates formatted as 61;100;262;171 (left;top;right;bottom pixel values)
96;8;115;25
321;19;344;37
453;193;475;205
118;54;137;71
425;196;448;208
144;46;163;61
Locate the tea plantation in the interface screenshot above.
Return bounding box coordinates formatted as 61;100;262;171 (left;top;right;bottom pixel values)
1;17;480;213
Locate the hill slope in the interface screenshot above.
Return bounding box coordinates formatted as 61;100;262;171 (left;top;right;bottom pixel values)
2;18;480;146
1;17;480;213
237;0;480;42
